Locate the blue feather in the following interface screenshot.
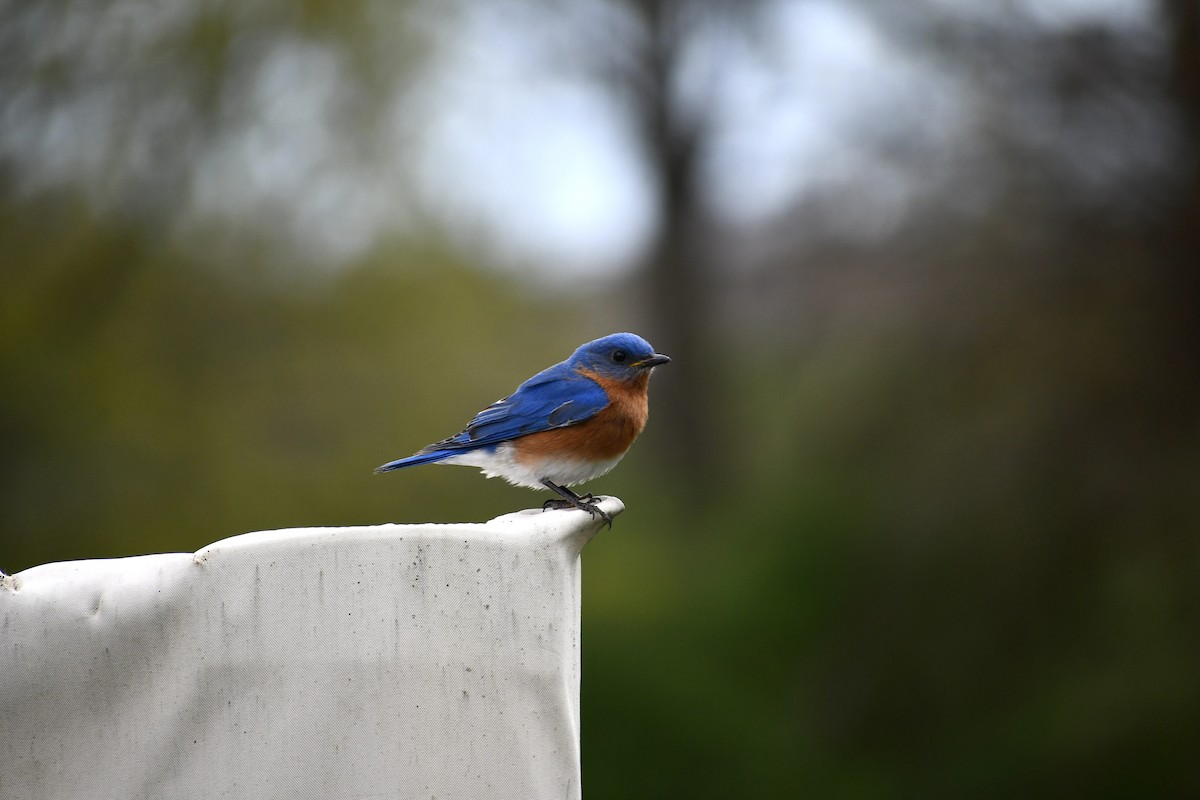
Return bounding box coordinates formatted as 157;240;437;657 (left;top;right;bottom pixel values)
373;449;460;473
376;362;610;472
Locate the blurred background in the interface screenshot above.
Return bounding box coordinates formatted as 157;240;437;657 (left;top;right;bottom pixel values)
2;0;1197;795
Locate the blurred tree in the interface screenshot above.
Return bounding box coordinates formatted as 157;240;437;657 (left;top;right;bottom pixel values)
0;191;592;571
0;0;422;268
1160;0;1200;349
617;0;746;492
586;1;1200;796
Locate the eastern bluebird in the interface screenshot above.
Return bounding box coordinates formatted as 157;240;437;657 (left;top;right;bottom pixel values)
375;333;670;525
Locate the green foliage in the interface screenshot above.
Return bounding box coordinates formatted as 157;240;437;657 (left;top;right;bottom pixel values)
579;285;1200;798
4;194;1199;797
4;198;1199;798
0;196;599;568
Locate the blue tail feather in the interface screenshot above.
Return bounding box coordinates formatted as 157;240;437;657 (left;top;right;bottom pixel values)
373;450;455;474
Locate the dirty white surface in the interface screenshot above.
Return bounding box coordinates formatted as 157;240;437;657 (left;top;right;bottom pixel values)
0;499;621;800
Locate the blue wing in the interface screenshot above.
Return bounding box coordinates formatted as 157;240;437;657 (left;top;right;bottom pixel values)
442;363;609;448
374;363;609;473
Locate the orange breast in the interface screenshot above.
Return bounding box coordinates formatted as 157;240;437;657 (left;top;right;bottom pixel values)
513;368;650;463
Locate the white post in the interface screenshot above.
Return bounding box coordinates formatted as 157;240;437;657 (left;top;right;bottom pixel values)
0;499;621;800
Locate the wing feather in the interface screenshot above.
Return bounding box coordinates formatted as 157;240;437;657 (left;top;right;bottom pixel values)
418;365;609;453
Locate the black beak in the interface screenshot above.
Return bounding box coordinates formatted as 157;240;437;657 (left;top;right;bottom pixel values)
634;353;671;368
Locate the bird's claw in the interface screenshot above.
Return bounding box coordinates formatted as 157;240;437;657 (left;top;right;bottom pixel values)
541;494;612;528
540;479;613;528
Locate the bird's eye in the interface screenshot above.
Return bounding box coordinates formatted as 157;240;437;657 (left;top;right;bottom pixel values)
611;349;627;363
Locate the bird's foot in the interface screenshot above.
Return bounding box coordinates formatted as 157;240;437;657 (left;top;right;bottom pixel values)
540;482;613;528
541;496;612;526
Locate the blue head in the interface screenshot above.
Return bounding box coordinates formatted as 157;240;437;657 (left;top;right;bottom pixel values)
569;332;670;382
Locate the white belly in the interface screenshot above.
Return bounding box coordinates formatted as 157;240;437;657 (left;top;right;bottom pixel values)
441;443;625;489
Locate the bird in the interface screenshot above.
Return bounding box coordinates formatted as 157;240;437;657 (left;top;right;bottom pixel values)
374;332;670;526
